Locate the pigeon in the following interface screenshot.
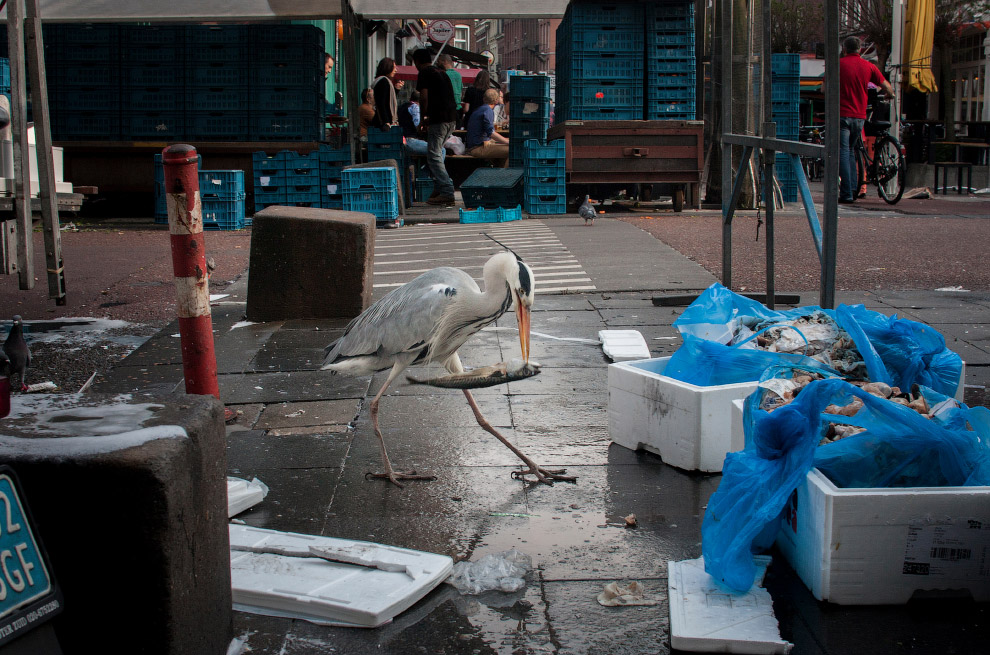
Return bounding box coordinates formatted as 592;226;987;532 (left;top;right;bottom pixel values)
578;195;596;226
4;315;30;392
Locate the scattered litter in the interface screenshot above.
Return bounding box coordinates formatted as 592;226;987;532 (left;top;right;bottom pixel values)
25;381;57;393
653;336;678;340
624;513;638;527
483;326;599;345
254;386;263;390
668;557;792;654
210;294;230;302
975;187;990;196
446;549;532;595
229;321;257;331
77;371;98;393
227;477;269;517
489;512;538;518
599;330;651;361
171;333;180;338
285;409;306;418
597;581;657;607
902;187;930;200
935;286;970;292
229;524;452;627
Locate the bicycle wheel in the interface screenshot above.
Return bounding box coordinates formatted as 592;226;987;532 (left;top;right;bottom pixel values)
875;136;905;204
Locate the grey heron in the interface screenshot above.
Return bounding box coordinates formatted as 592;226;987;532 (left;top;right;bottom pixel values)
322;251;575;487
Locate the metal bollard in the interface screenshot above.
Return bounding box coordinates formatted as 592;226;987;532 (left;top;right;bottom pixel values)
162;144;220;398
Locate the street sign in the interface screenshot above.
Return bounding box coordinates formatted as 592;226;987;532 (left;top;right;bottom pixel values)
481;50;495;66
427;19;454;44
0;468;62;648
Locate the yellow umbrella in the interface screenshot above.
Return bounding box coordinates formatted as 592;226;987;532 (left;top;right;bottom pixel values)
903;0;938;93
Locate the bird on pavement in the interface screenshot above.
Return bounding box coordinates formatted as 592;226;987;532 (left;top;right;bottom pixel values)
321;251;576;488
578;195;596;226
4;315;30;392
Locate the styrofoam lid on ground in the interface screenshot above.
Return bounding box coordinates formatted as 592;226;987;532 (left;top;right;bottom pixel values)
668;557;792;654
598;330;651;361
227;477;269;518
229;524;453;628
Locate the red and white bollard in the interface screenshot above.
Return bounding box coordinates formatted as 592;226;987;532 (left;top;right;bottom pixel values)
162;144;219;399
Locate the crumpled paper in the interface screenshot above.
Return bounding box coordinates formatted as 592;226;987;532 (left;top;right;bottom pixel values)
597;581;657;607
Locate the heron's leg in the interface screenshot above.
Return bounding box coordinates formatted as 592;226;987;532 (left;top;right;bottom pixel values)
366;363;436;488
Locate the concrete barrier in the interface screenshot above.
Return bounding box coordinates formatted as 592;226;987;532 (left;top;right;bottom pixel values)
0;392;231;655
246;207;376;321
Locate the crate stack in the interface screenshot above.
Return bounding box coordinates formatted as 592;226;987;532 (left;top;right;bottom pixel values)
367;127;412;206
646;2;696;120
253;151;290;213
124;26;186;141
0;58;11;100
282;151;321;208
250;24;325;142
507;75;552;168
48;24;121;140
772;53;801;202
523;139;566;214
200;170;247;230
555;2;645;121
185;24;250;141
342;167;400;226
318;145;351;209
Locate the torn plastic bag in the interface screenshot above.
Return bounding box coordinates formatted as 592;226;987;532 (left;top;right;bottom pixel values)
446;549;532;595
704;373;990;592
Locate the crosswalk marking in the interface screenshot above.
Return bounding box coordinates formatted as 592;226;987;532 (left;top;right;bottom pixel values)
372;221;595;294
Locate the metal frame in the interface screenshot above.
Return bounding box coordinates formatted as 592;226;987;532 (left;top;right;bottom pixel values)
718;0;838;309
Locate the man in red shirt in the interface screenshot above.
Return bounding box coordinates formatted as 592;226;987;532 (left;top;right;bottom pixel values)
839;36;895;203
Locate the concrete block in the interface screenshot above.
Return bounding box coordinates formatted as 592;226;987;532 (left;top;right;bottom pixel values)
0;392;231;655
246;207;375;321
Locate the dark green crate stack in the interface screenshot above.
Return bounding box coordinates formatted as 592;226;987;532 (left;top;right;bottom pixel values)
253;145;350;212
772;53;801;202
555;1;697;122
44;23;325;141
507;74;552;168
460;168;524;209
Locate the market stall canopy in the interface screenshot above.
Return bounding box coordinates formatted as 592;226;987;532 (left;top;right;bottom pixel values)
902;0;938;93
0;0;568;21
394;65;482;83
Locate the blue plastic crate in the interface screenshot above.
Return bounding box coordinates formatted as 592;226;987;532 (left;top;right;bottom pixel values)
648;58;697;74
319;144;352;165
772;53;801;78
525;192;567;215
58;42;118;63
188;63;246;87
123;111;182;140
256;42;323;64
250;24;324;46
523;139;566;161
414;177;434;202
648;86;696;102
123;44;183;64
458;205;522;224
253;87;323;113
202;196;247;231
187;25;248;45
185;86;251;112
525;175;565;189
565;2;645;25
508;75;551;99
285;169;320;186
510;98;551;119
648;15;694;31
285;185;321;204
343;188;399;220
253;64;322;88
566;52;643;82
561;104;643;120
51;23;119;45
186;43;247;64
57;88;121;112
188;111;249;139
649;100;696;115
0;59;9;90
649;31;695;47
565;80;643;107
320;166;344;183
460;168;524;209
121;25;182;46
320;194;343;210
647;2;695;20
251;112;322;141
342;167;396;192
648;73;696;88
252;151;287;176
509;118;550;142
128;87;182;112
254;187;285;212
124;63;181;87
199;170;245;199
647;45;696;59
569;26;644;53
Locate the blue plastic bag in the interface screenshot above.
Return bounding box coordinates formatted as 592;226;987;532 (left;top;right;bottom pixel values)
703;373;990;592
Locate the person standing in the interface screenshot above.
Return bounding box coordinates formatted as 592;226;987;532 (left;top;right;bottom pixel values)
357;88;376;138
398;91;432;157
437;54;463;125
465;88;509;167
461;69;493;127
414;48;458;206
371;57;403;130
838;36;894;204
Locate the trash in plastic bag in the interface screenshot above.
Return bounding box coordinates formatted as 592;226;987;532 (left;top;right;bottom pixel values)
446;549;533;595
703;368;990;592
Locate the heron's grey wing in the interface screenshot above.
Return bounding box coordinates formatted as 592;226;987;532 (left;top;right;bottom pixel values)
324;267;476;363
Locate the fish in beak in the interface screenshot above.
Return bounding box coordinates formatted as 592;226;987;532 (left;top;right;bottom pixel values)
515;292;531;363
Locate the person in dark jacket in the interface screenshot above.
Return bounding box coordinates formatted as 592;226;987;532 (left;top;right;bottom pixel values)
414;48;458;206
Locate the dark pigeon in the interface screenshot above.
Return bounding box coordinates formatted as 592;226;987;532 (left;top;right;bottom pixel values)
578;195;596;226
4;315;30;392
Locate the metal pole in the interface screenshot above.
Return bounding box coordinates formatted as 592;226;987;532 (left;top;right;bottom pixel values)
890;0;904;143
341;0;360;164
6;0;33;290
25;0;67;305
720;0;733;288
820;0;840;308
762;0;775;309
162;144;219;399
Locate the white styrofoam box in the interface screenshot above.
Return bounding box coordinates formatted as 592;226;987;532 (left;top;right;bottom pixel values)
227;477;269;518
0;177;73;197
229;524;453;627
668;556;792;654
776;468;990;605
1;138;66;184
598;329;651;361
608;357;758;472
731;398;746;451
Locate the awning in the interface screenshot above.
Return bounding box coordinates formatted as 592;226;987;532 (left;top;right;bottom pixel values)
394;65;481;84
903;0;938;93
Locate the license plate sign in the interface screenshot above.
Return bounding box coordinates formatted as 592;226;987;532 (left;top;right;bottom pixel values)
0;469;59;645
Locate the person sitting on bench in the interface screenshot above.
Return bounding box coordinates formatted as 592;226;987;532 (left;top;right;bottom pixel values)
465;89;509;168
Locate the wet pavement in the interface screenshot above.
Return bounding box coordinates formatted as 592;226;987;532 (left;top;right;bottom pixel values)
76;207;990;654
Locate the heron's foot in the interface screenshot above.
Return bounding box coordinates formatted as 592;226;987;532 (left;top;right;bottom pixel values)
511;466;577;485
365;469;437;488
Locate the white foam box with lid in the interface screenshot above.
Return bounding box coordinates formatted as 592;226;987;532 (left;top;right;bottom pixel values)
776;468;990;605
607;356;758;472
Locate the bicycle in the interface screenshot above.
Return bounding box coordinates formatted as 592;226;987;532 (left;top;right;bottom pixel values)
854;111;906;205
799;125;825;181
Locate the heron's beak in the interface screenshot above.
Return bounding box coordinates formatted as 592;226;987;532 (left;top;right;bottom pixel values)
515;294;531;363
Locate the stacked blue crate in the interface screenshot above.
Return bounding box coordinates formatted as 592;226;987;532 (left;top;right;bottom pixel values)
48;24;122;140
366;126;412;206
122;26;186;140
772;53;801;201
283;152;321;207
318;145;351;209
508;75;552;167
253;151;291;212
646;2;696;120
185;25;250;141
556;2;645;121
523;140;566;214
0;58;10;100
153;153;202;224
200;170;247;230
250;24;324;141
342;167;399;223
